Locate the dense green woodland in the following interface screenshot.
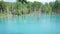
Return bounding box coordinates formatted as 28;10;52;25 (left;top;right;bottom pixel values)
0;0;60;16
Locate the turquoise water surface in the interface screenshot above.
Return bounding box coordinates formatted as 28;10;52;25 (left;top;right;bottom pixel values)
0;14;60;34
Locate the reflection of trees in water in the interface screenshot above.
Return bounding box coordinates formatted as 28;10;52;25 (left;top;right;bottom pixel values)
24;15;27;23
0;16;7;24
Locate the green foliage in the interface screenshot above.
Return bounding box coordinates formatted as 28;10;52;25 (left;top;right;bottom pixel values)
16;9;21;15
0;0;60;15
31;1;42;12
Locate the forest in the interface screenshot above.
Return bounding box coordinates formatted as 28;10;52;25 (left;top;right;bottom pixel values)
0;0;60;16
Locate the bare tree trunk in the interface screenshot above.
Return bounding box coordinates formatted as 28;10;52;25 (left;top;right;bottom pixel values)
1;10;2;14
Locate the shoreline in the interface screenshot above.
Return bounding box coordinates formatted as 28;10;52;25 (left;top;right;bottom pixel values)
0;13;60;17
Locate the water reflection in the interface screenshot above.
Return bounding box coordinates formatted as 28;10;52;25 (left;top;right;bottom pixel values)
0;14;60;34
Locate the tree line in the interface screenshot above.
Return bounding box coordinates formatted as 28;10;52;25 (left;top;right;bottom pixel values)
0;0;60;16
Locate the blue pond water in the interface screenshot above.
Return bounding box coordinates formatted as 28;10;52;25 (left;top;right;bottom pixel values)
0;14;60;34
